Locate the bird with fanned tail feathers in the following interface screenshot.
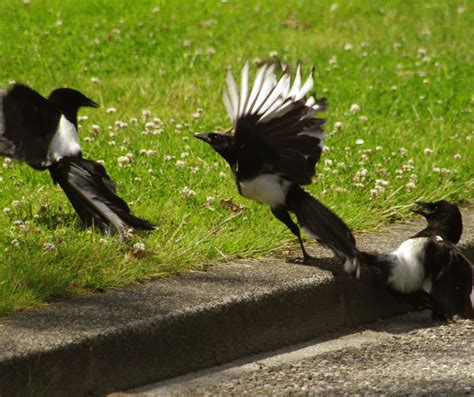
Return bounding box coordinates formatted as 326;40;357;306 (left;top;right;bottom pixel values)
0;83;155;239
195;62;362;276
362;201;473;320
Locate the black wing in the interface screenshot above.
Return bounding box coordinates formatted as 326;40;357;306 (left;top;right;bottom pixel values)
48;157;155;238
0;83;60;169
429;240;473;319
224;63;327;185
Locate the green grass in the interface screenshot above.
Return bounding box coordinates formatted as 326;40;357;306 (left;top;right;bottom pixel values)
0;0;472;316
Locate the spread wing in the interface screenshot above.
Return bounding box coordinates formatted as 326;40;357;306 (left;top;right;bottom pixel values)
0;83;60;169
223;62;327;185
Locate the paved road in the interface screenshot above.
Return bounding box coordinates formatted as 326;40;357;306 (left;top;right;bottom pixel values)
117;312;474;396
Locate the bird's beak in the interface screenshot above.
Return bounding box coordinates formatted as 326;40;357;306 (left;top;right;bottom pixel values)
413;201;435;217
84;97;99;108
194;133;211;143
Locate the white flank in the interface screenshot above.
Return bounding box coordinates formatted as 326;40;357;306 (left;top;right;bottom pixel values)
47;115;82;164
388;237;429;293
239;174;290;207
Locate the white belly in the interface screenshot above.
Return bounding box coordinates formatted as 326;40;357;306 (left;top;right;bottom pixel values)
47;115;81;164
239;174;290;207
388;237;429;293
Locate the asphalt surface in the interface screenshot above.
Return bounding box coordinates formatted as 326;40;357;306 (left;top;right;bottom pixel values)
126;313;474;396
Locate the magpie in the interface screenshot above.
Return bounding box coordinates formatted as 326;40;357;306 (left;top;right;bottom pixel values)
0;83;154;238
362;201;473;320
194;62;361;276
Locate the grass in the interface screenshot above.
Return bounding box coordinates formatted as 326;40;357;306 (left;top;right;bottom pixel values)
0;0;472;316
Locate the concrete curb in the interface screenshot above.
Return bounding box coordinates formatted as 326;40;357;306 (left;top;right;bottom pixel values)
0;208;472;397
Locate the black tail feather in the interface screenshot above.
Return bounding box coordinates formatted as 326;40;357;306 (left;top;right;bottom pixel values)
286;185;361;276
48;157;155;237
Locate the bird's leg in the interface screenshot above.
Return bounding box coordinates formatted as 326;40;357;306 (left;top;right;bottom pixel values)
271;206;314;264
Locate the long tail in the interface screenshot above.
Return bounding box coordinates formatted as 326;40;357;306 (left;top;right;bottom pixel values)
286;185;362;277
48;157;155;238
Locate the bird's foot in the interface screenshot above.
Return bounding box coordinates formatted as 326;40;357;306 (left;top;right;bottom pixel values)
288;254;316;266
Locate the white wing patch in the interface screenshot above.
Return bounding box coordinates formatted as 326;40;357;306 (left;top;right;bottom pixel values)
239;174;290;208
388;237;429;293
223;62;323;129
47;115;81;164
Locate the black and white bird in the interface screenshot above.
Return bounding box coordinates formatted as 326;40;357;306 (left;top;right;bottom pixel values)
194;62;361;275
0;83;154;238
362;201;473;320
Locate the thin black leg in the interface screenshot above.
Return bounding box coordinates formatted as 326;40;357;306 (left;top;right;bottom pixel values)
271;205;313;264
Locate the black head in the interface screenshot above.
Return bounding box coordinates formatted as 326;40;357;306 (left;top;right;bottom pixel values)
194;132;236;165
48;88;99;125
413;200;463;243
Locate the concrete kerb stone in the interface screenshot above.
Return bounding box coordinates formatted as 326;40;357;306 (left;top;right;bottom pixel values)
0;208;472;396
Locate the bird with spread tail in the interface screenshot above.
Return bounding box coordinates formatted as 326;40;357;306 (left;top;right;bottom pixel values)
195;62;362;276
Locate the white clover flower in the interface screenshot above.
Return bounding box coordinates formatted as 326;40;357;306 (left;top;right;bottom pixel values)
164;155;175;161
191;167;200;174
126;152;134;159
130;117;138;124
417;48;427;55
423;148;433;156
181;186;196;197
43;242;56;251
146;149;157;156
192;112;200;119
3;157;12;168
322;146;332;152
432;167;441;173
359;115;368;122
106;107;117;114
142;109;151;119
108;140;116;146
422;79;430;85
453;153;462;160
390;85;397;91
324;159;333;167
99;238;108;245
97;160;105;165
55;20;63;27
206;196;215;202
117;156;130;166
78;115;89;122
457;6;465;14
355;139;364;145
399;147;408;156
176;160;186;168
133;242;146;251
180;152;189;159
350;103;360;113
375;146;383;151
334;121;343;130
405;182;416;191
11;200;20;208
83;136;94;142
3;207;11;214
344;43;353;51
330;3;338;12
328;56;338;66
370;189;379;199
11;238;20;247
182;136;189;142
353;182;364;188
219;171;227;178
269;50;278;58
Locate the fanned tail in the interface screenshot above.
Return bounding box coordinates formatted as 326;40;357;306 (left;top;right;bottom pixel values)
48;157;155;238
286;185;361;277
